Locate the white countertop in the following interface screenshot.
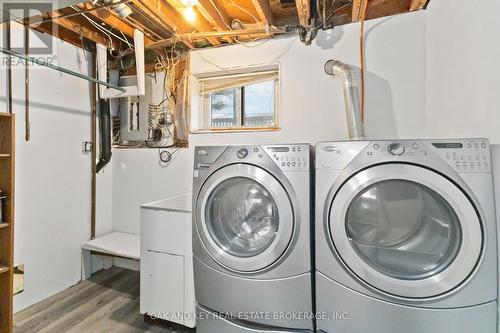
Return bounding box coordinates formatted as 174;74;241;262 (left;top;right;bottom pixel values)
141;193;192;213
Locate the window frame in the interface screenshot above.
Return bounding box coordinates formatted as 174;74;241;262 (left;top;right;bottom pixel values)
195;66;281;133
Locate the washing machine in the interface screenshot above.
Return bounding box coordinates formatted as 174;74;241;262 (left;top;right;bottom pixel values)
315;139;498;333
192;144;314;333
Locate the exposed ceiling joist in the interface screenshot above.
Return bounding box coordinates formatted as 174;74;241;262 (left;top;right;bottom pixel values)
132;0;194;48
410;0;428;11
295;0;310;27
196;0;233;43
78;3;154;45
351;0;362;22
163;0;221;45
250;0;275;26
52;11;120;49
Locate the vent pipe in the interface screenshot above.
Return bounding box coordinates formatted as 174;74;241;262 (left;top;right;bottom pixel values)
324;60;365;140
96;99;112;173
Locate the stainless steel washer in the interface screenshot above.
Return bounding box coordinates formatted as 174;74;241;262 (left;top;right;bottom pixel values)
315;139;497;333
193;144;313;333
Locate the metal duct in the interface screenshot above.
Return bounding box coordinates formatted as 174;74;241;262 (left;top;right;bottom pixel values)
324;60;365;140
96;99;112;173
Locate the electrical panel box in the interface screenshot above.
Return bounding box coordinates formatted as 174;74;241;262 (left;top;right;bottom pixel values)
119;76;150;142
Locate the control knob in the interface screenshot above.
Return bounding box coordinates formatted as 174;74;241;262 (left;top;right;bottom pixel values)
237;148;249;159
388;143;405;156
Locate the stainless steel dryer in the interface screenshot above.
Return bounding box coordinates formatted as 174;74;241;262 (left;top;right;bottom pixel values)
192;144;313;333
315;139;497;333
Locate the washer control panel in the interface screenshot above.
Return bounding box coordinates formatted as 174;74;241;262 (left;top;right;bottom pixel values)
263;144;310;171
428;139;491;173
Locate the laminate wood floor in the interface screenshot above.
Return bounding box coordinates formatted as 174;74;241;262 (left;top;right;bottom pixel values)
14;266;195;333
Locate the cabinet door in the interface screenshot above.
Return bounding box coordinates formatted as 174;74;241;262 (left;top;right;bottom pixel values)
140;251;184;325
141;209;185;255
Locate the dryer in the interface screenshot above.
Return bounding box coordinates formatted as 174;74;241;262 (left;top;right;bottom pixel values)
315;139;497;333
192;144;314;333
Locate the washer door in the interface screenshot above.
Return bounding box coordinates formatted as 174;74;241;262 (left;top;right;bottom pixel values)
329;163;482;299
196;164;294;272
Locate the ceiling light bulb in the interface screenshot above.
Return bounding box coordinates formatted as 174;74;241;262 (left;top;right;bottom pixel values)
181;0;198;7
183;6;196;22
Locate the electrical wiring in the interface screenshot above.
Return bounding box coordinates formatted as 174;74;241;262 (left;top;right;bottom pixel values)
71;5;134;49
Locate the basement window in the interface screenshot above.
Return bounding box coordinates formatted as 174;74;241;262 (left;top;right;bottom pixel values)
196;67;280;131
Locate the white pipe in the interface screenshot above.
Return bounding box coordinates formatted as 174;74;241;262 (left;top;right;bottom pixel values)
324;60;365;140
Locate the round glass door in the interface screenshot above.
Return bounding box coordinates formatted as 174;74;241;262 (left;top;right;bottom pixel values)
206;177;279;258
346;180;462;281
329;164;482;299
196;164;294;272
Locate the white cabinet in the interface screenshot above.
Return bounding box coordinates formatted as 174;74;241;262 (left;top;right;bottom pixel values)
140;194;195;328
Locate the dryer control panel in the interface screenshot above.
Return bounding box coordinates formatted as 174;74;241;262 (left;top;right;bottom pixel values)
427;138;491;173
263;144;310;171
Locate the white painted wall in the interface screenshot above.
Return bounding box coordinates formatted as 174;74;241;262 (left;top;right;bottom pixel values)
425;0;500;142
0;33;95;311
111;11;426;234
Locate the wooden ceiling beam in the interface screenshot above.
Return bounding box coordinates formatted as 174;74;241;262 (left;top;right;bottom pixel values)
78;3;155;45
196;0;233;43
295;0;310;27
34;22;88;49
133;0;195;48
163;0;221;45
51;11;120;49
410;0;428;11
250;0;275;26
351;0;362;22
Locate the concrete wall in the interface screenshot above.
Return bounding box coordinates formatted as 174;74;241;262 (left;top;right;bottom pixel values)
111;11;426;234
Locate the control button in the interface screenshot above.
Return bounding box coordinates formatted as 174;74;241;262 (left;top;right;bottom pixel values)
412;143;419;149
292;162;296;166
387;143;405;156
481;142;487;148
282;162;285;166
444;153;450;159
237;148;249;159
253;147;259;153
287;162;291;166
467;143;472;148
455;162;460;167
462;162;467;167
484;162;489;167
469;162;474;167
477;162;481;167
474;143;479;149
297;147;302;152
292;147;296;152
367;151;373;156
258;154;263;158
373;144;380;149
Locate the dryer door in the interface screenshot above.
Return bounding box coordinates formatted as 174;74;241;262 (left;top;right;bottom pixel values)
329;163;482;299
196;163;294;272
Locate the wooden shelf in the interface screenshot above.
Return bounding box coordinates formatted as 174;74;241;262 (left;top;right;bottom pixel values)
0;113;14;333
